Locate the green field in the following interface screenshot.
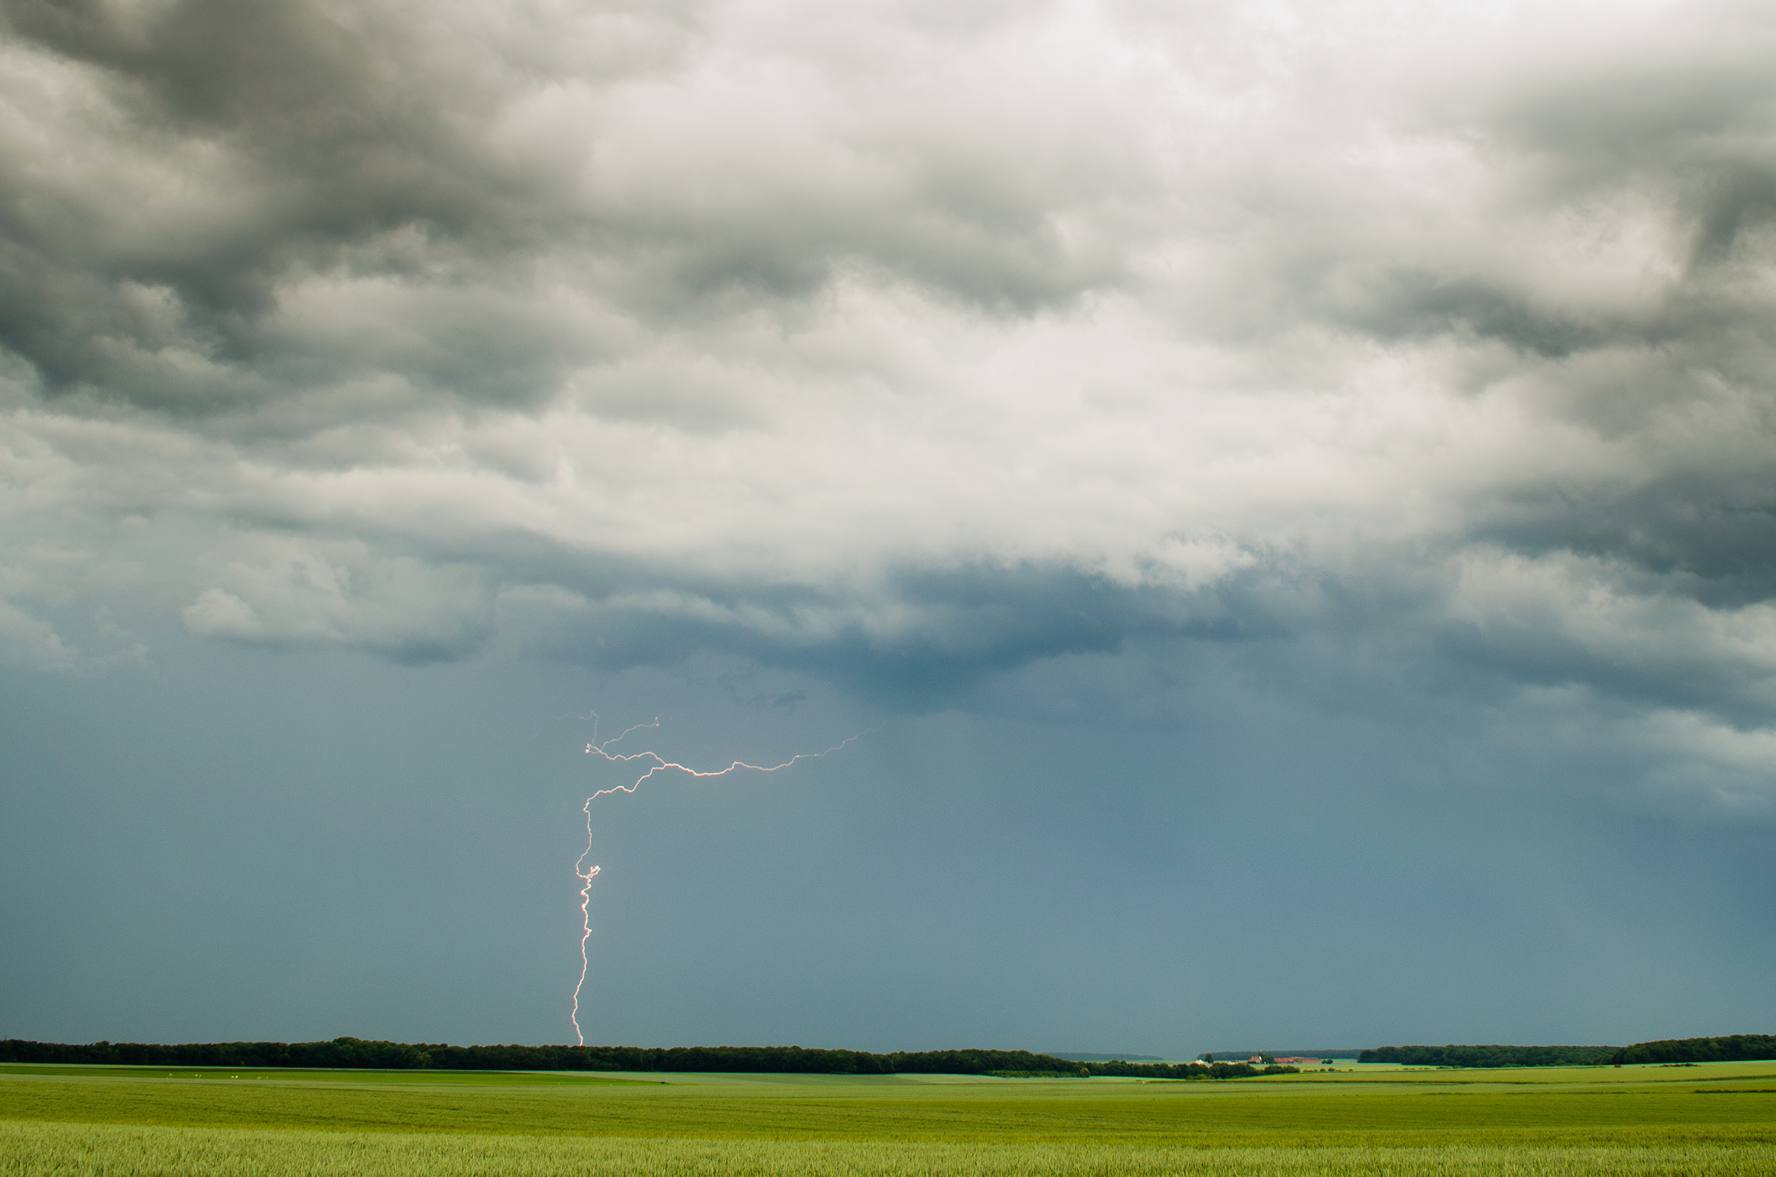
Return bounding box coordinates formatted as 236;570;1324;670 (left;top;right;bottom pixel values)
4;1060;1774;1174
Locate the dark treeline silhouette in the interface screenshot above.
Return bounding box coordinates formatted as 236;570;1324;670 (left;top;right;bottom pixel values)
1362;1035;1776;1068
1361;1044;1619;1067
0;1037;1293;1079
1611;1035;1776;1065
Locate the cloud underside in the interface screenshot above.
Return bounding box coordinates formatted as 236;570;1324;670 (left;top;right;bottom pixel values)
2;0;1774;795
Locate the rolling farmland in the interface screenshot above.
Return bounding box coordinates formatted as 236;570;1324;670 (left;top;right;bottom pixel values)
4;1059;1773;1174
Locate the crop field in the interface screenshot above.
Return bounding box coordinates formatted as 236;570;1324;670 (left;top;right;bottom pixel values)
3;1060;1774;1174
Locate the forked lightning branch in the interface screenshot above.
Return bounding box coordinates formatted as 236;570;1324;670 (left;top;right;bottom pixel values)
570;714;862;1046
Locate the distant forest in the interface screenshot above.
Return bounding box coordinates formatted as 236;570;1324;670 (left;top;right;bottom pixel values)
10;1033;1764;1075
1361;1044;1618;1067
0;1038;1295;1080
1612;1035;1776;1065
1361;1035;1776;1068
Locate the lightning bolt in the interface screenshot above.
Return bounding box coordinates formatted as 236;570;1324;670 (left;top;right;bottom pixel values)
570;715;863;1046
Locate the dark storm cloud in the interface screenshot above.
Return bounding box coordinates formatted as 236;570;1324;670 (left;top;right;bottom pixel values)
0;0;1133;428
1460;8;1776;270
522;559;1272;709
0;0;635;414
2;0;1775;804
1475;477;1776;607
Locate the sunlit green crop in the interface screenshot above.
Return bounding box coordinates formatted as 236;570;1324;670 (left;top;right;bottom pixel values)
4;1060;1772;1174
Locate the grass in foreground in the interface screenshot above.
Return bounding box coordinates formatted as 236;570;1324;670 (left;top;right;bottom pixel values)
5;1122;1773;1176
3;1061;1773;1174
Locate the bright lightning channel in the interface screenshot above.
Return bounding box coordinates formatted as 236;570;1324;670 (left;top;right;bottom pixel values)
570;713;862;1047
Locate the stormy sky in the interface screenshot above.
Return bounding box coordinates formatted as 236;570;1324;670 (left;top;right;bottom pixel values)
2;0;1773;1054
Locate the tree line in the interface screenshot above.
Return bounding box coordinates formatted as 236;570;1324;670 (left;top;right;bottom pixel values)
1611;1035;1776;1065
1361;1034;1776;1068
0;1037;1292;1079
1360;1044;1618;1067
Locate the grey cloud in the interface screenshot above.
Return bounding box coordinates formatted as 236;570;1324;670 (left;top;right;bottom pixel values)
1456;7;1776;210
179;540;493;664
1323;271;1604;357
1;0;661;415
1475;480;1776;608
1;0;1140;431
520;560;1266;708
